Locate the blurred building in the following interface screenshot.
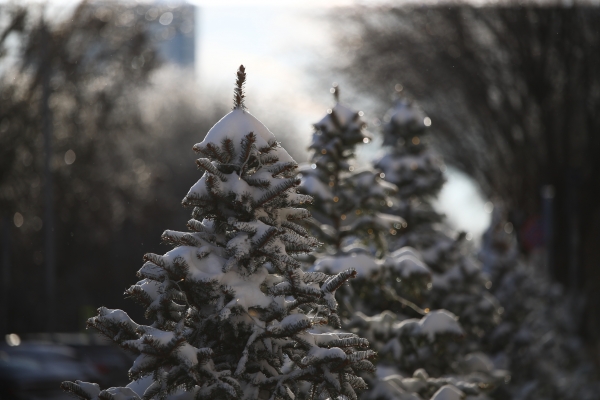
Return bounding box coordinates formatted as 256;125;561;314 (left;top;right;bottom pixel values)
143;3;196;68
146;3;197;67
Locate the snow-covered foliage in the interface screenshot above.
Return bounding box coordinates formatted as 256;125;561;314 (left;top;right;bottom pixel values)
61;67;375;400
363;367;498;400
295;90;505;400
299;89;403;256
297;87;419;323
374;99;501;339
338;98;506;399
480;207;600;400
375;99;445;200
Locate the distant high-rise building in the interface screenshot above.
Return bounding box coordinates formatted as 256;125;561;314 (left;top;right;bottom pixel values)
143;3;196;68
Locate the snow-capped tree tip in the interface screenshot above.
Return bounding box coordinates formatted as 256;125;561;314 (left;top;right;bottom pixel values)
331;82;339;102
233;64;247;110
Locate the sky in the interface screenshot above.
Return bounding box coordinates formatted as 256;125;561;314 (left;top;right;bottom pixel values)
195;4;492;239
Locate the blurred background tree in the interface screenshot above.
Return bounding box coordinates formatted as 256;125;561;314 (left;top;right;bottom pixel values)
331;3;600;352
0;1;226;333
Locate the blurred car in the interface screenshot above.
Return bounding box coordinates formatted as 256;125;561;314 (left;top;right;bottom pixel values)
70;344;134;388
0;341;92;400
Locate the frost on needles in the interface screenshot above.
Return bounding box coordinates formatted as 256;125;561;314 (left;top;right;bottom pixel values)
62;66;375;400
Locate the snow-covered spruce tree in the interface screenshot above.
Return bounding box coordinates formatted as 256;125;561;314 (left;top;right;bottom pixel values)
61;66;376;400
300;90;502;399
376;99;444;203
329;98;507;399
298;86;410;318
480;207;599;400
375;98;501;339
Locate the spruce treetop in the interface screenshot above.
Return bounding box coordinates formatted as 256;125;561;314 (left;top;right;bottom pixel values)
376;98;445;199
382;98;428;145
301;87;403;255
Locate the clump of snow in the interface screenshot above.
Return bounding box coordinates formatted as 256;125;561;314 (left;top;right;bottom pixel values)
386;99;426;129
194;108;293;164
384;252;430;279
126;376;152;396
461;352;494;374
418;310;464;342
430;384;465;400
300;173;332;201
315;102;364;133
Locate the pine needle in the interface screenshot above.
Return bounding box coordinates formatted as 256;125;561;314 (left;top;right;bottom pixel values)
233;64;246;110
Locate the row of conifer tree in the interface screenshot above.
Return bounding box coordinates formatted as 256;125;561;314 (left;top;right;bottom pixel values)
61;66;598;400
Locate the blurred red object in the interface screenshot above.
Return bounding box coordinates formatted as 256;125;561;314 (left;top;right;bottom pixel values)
520;215;544;252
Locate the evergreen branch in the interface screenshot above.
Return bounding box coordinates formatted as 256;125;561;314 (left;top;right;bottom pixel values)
267;162;297;177
196;158;228;182
291;284;322;299
345;374;368;391
322;269;357;294
141;380;163;400
255;178;300;208
269;282;291;297
269;253;301;272
232;221;258;235
288;194;313;207
301;272;330;284
60;381;97;400
245;176;271;189
284;209;312;221
170;256;190;280
258;139;279;154
204;143;229;163
87;308;140;347
124;285;153;308
143;253;166;268
380;284;427;316
346;350;376;363
160;230;181;245
257;215;278;226
238;132;256;170
352;360;375;372
281;232;319;249
252;226;280;249
233;64;246;110
281;221;310;237
328;313;342;329
221;137;235;163
196;251;210;259
98;392;116;400
329;108;343;131
332;83;339;102
187;219;206;232
268;317;312;338
323;337;370;349
283;242;314;255
137;262;166;281
259;153;279;166
182;193;212;208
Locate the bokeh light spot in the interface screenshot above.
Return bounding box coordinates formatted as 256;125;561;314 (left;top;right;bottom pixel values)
64;149;76;165
13;212;23;228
